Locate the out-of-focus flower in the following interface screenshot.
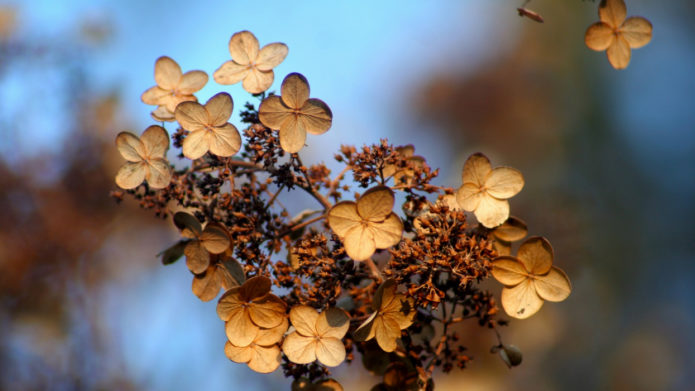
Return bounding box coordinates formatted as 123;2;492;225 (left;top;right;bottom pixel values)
115;125;172;189
282;306;349;367
173;212;231;274
175;92;241;159
355;279;415;352
382;145;425;185
141;56;208;120
224;317;288;373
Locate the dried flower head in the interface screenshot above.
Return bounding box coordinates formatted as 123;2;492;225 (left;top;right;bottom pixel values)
585;0;652;69
173;212;231;274
175;92;242;159
115;125;172;189
282;306;350;367
213;30;288;94
141;56;208;119
327;186;403;261
491;236;571;319
354;279;415;352
455;153;524;228
224;317;288;373
258;73;333;153
490;216;528;256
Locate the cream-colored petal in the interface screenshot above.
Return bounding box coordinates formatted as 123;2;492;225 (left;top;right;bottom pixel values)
607;34;631;69
141;86;170;106
585;22;616;51
164;94;197;114
357;186;395;221
535;267;571;302
228;30;259;65
343;224;376;261
184;240;210;274
373;279;396;311
621;17;652;49
493;217;527;242
154;56;182;91
474;195;510;228
598;0;626;27
385;296;415;330
370;213;403;249
299;98;332;135
255;317;288;346
213;60;250;85
182;130;210;160
517;236;553;275
289;305;320;336
256;42;288;71
226;310;259;347
209;123;241;157
281;73;310;108
249;295;286;329
240;276;271;300
462;153;491;186
373;315;400;352
242;68;274;94
491;257;528;286
200;224;230;254
145;159;172;189
456;183;484;212
115;132;145;162
178;70;208;94
175;101;208;131
279;117;306;153
225;340;253;363
485;167;524;199
151;105;175;122
317;308;349;339
192;266;220;302
327;202;361;239
205;92;233;126
258;95;292;129
282;332;317;364
501;280;544;319
217;288;244;320
247;345;281;373
115;162;146;189
140;125;169;158
316;338;346;367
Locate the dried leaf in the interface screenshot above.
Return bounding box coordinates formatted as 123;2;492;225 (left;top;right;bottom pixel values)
158;240;188;265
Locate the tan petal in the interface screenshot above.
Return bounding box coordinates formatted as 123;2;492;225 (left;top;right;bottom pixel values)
182;130;210;160
255;317;288;346
248;295;286;328
374;315;400;352
209;123;241;157
258;95;292;129
216;257;246;290
317;308;349;339
175;101;208;131
178;70;207;94
225;340;253;363
184;240;210;274
281;73;310;108
455;183;484;212
327;201;361;238
353;312;377;341
205;92;233;126
226;310;258;346
192;266;220;302
173;212;202;235
115;132;145;162
217;288;244;320
228;30;259;65
213;61;250;85
501;280;544;319
256;42;288;71
357;186;395;222
242;68;274;94
154;56;181;90
344;224;376;261
493;217;528;242
316;337;346;367
485;167;524;199
164;94;197;113
140;125;169;158
462;153;491;186
373;279;396;312
370;213;403;249
621;17;652;49
491;257;528;286
279;117;306;153
115;162;146;189
282;332;317;364
517;236;553;275
151;105;175;122
145;159;172;189
299;98;332;135
385;296;415;330
598;0;626;27
585;22;616;51
474;195;510;228
606;35;631;69
200;224;230;254
141;86;170;106
535;267;571;302
240;276;271;300
247;345;281;373
289;305;319;336
494;240;512;256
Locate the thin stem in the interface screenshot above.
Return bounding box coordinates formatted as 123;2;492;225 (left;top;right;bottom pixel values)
364;257;382;281
295;155;332;210
278;213;326;237
328;165;351;194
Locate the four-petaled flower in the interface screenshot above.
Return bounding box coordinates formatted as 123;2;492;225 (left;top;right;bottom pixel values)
327;186;403;261
141;56;208;121
224;317;288;373
175;92;242;160
258;73;333;153
115;125;172;189
491;236;571;319
213;30;288;94
282;306;350;367
173;212;231;274
585;0;652;70
455;153;524;229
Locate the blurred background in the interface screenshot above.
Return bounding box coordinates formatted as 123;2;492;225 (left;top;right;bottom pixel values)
1;0;693;390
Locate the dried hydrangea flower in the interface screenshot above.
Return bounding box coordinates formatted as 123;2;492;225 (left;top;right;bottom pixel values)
382;145;425;184
217;276;287;346
258;73;333;153
491;236;571;319
354;279;415;352
141;56;208;120
115;125;172;189
455;153;524;229
282;306;349;367
224;317;288;373
173;212;231;274
175;92;241;160
191;256;245;302
490;216;528;256
327;186;403;261
213;30;288;94
585;0;652;69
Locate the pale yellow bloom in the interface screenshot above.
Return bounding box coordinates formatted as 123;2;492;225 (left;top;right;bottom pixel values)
115;125;172;189
141;56;208;120
282;306;349;367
